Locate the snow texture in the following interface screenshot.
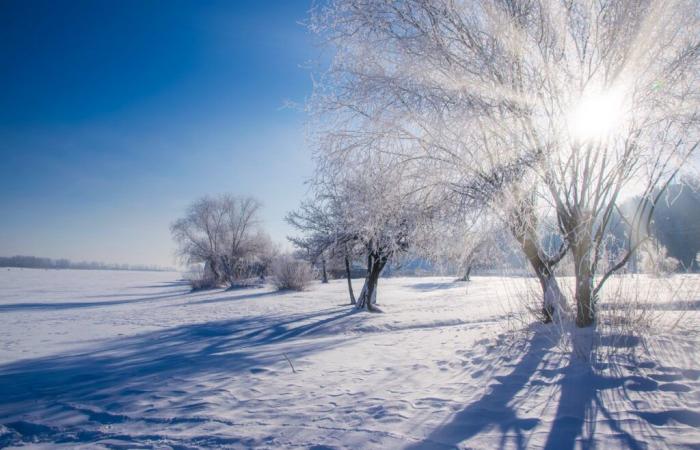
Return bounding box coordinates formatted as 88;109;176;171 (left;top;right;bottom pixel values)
1;268;699;449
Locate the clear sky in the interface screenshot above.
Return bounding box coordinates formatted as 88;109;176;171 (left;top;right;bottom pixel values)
0;0;317;267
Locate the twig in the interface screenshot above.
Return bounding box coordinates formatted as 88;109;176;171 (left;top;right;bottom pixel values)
283;353;296;373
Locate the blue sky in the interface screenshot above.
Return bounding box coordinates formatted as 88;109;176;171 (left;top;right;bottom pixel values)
0;0;318;267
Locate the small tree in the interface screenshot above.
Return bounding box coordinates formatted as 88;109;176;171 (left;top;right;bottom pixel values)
287;199;341;284
287;193;360;302
315;150;429;311
420;210;500;282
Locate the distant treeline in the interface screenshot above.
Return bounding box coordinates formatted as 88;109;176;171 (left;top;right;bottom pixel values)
0;255;172;272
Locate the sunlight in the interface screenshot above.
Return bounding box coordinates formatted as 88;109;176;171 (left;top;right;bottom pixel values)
568;88;626;142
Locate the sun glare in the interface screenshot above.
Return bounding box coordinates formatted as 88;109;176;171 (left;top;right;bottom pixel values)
568;88;626;142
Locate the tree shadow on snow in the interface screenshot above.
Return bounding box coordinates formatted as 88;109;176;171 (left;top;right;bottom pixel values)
129;280;192;289
0;289;194;312
0;307;358;446
407;327;663;450
541;332;655;450
188;288;285;306
406;325;557;450
0;285;284;312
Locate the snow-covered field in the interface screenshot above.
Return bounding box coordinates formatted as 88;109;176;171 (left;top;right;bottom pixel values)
1;268;700;449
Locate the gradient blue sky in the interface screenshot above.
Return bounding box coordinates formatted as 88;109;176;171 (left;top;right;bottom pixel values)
0;0;317;267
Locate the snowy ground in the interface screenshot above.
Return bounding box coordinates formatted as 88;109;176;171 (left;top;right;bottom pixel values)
1;268;700;449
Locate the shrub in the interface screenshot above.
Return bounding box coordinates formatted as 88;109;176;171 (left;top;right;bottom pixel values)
272;255;314;291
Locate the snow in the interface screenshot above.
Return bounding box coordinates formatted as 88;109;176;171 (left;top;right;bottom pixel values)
1;268;699;449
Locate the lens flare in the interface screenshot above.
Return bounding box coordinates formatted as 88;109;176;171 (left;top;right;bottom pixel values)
568;88;626;142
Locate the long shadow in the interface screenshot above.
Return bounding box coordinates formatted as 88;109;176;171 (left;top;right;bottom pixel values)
0;307;356;446
406;325;557;450
0;289;193;312
0;285;285;312
130;280;191;289
189;289;285;305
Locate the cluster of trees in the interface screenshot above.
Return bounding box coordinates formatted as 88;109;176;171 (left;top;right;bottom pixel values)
171;195;276;288
0;255;170;272
651;182;700;271
286;0;699;327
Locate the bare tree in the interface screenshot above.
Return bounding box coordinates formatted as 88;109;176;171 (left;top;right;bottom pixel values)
412;204;496;281
217;196;268;285
454;229;496;282
171;195;270;288
311;0;699;325
288;199;338;284
171;196;228;285
287;191;360;302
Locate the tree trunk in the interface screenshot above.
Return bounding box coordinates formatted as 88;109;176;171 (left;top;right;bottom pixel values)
321;258;328;284
573;240;595;327
207;257;225;285
345;255;356;305
220;255;236;286
510;208;567;323
356;252;387;311
530;258;565;324
457;264;473;282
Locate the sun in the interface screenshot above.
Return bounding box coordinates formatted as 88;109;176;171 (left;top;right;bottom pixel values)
568;88;626;142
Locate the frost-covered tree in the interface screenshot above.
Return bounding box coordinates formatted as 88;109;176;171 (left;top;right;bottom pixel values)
288;199;340;284
217;196;270;284
311;0;700;326
171;196;228;285
452;226;499;282
310;148;431;311
414;206;498;281
287;191;360;302
171;195;271;287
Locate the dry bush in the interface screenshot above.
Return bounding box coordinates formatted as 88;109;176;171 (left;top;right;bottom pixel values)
639;242;680;277
499;269;700;362
272;255;314;291
596;274;696;331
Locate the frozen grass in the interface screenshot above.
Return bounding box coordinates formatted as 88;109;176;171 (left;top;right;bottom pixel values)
0;268;699;448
